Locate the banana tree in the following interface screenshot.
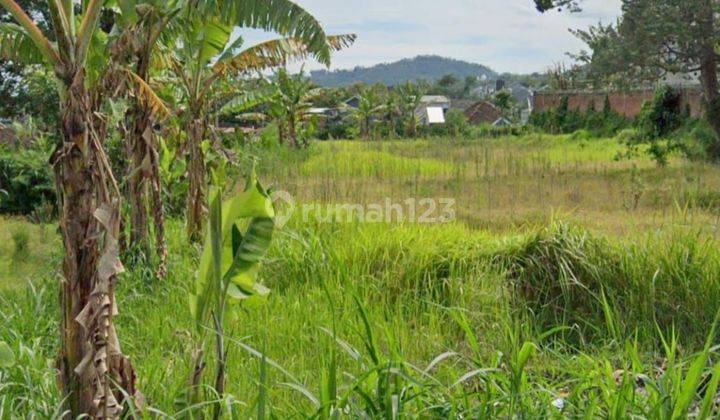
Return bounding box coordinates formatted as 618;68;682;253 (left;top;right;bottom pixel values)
397;81;427;138
355;86;385;140
110;0;180;276
189;170;275;414
171;13;354;241
0;0;139;416
222;68;326;149
384;90;402;138
271;68;323;148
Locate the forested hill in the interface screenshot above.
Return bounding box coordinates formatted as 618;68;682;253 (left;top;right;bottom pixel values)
309;55;497;87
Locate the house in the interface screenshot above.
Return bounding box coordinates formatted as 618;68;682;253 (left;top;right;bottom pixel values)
416;95;451;125
471;81;534;110
660;71;701;87
492;117;512;127
307;107;331;116
464;101;503;125
344;96;361;109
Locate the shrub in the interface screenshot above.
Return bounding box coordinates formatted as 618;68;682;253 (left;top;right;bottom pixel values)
444;108;471;138
570;129;592;141
530;95;629;137
681;121;719;160
507;222;720;346
12;230;29;261
0;148;55;216
637;85;684;140
615;128;641;143
473;123;531;138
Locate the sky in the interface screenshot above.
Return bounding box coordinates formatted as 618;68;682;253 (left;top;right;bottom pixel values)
237;0;623;75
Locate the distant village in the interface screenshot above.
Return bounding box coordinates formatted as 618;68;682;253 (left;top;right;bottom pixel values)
0;64;705;143
301;70;705;134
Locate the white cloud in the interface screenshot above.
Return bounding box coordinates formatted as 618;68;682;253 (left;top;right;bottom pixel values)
237;0;622;74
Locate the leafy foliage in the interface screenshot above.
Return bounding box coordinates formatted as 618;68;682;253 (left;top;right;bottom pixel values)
637;85;685;140
0;147;54;215
190;171;275;331
530;95;629;137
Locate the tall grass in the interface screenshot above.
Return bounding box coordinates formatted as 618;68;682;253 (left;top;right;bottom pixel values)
507;222;720;346
3;137;720;417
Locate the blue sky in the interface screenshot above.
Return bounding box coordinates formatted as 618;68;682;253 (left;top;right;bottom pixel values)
238;0;622;74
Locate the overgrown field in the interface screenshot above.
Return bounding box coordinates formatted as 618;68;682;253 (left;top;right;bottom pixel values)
3;135;720;417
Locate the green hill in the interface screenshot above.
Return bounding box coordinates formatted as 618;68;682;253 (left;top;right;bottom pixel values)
310;55;497;87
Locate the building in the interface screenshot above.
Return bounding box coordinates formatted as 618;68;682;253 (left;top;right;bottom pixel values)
471;81;534;110
464;101;503;125
492;117;512;127
344;96;361;109
416;95;451;125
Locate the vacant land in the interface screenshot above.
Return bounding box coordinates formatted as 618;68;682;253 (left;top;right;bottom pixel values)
3;135;720;417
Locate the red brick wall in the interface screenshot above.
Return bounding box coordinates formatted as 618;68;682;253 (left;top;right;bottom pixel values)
532;88;704;119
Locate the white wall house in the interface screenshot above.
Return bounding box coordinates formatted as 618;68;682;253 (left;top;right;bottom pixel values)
416;95;451;125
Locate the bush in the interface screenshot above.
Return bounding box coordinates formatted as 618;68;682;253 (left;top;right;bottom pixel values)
0;148;55;216
530;95;629;137
421;109;472;138
637;85;684;140
12;230;29;261
615;128;641;143
472;123;531;138
444;108;471;137
507;222;720;346
569;129;592;141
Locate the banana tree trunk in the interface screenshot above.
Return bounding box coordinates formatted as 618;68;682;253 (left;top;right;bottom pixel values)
277;122;286;145
54;68;137;418
288;115;298;148
126;51;168;275
127;101;168;275
186;117;206;242
149;142;168;278
128;106;151;256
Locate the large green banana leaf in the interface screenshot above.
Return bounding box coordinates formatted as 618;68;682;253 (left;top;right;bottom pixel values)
190;172;275;331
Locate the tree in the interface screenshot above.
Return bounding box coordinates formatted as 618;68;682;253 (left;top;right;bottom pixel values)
271;69;323;148
438;74;458;88
354;85;385;140
383;90;402;138
493;91;514;113
0;1;139;416
462;75;480;97
533;0;581;12
226;68;324;148
171;10;354;241
396;81;427;138
0;0;52;121
112;0;177;276
536;0;720;160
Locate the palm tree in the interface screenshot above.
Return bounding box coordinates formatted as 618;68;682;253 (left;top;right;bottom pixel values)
0;1;139;416
171;15;354;241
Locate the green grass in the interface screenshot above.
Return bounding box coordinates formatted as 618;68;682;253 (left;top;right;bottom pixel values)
0;218;58;291
301;148;451;179
3;135;720;417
